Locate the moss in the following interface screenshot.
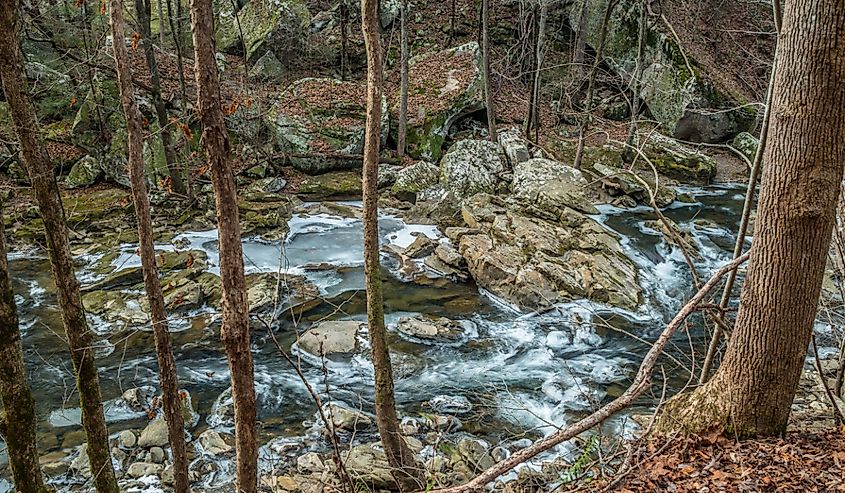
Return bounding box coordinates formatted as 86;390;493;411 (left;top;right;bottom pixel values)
298;171;363;199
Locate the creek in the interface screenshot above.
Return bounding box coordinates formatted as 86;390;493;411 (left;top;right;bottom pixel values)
5;184;773;489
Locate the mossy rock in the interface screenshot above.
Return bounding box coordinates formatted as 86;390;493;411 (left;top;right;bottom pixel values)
216;0;311;62
400;43;484;162
298;171;362;199
266;78;388;174
570;0;755;143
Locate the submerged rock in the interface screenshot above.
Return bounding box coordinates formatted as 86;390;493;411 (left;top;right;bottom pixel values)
199;429;234;456
397;315;466;343
429;394;473;415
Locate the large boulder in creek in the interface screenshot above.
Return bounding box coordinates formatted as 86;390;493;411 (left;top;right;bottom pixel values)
570;0;755;143
440;139;505;199
267;78;388;174
215;0;311;63
458;194;641;310
401;43;484;161
294;320;363;360
512;158;598;215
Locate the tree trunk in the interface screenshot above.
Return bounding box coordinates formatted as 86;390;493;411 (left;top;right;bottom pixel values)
481;0;497;141
135;0;186;195
360;0;424;490
108;2;190;492
156;0;166;46
396;0;409;157
0;3;119;493
526;0;547;142
189;0;258;490
660;0;845;437
572;0;590;79
573;0;615;170
0;209;49;493
622;0;646;164
340;0;349;81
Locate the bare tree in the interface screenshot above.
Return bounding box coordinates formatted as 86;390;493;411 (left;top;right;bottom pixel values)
189;0;258;490
0;207;49;493
108;1;190;491
573;0;616;169
361;0;424;490
396;0;410;157
0;3;119;493
525;0;547;142
481;0;497;141
135;0;187;195
661;0;845;437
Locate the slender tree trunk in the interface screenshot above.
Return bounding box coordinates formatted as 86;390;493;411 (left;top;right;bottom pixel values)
526;0;546;142
573;0;615;170
572;0;590;79
449;0;456;43
661;0;845;437
0;3;119;493
156;0;166;46
189;0;258;490
340;0;349;81
622;0;646;164
396;0;409;157
165;0;194;200
108;3;190;492
361;0;424;490
481;0;496;141
0;209;49;493
135;0;186;195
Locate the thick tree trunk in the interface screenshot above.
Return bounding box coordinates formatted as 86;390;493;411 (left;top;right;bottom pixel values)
0;208;49;493
189;0;258;490
135;0;186;195
108;2;190;492
396;0;409;157
481;0;496;141
0;4;119;493
360;0;424;490
661;0;845;437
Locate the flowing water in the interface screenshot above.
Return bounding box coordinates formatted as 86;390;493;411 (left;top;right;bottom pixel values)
5;185;765;488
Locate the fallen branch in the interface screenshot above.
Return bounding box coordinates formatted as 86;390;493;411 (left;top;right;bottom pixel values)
425;252;751;493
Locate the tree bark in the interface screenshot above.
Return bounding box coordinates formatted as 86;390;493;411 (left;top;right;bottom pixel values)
135;0;186;195
0;3;119;493
0;209;49;493
189;0;258;490
661;0;845;437
360;0;424;490
525;0;547;142
396;0;409;157
108;2;190;492
573;0;615;170
481;0;497;141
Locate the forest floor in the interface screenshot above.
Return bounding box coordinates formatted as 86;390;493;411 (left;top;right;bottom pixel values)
590;426;845;492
